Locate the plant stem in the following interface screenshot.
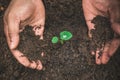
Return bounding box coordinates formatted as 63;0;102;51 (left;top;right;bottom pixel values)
60;40;64;44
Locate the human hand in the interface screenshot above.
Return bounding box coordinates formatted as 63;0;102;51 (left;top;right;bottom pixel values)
4;0;45;70
82;0;120;64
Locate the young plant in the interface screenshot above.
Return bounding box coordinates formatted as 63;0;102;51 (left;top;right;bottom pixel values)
51;36;59;44
51;31;73;44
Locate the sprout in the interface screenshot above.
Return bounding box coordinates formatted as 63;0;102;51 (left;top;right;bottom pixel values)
60;31;73;41
51;31;73;44
52;36;59;44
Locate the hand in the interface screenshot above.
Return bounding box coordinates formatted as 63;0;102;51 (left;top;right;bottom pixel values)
4;0;45;70
82;0;120;64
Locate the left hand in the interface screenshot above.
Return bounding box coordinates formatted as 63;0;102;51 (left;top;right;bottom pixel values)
4;0;45;70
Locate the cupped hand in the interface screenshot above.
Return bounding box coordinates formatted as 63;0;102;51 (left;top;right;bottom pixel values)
82;0;120;64
4;0;45;70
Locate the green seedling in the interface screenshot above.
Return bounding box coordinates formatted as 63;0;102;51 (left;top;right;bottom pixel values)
60;31;73;40
51;31;73;44
51;36;59;44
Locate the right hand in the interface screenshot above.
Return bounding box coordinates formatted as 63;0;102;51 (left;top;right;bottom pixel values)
4;0;45;70
82;0;120;65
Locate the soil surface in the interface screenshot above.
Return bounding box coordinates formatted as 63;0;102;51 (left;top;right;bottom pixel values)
0;0;120;80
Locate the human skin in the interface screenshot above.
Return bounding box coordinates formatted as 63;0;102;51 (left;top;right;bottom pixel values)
82;0;120;64
4;0;45;70
4;0;120;70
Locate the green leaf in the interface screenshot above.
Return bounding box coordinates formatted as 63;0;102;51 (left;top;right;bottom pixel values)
51;36;59;44
60;31;73;40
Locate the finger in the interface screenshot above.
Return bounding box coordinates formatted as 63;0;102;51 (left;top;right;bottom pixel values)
33;25;44;39
9;33;19;49
36;60;43;70
29;60;43;70
11;49;31;67
82;0;96;38
4;15;20;49
95;50;102;65
108;39;120;56
111;20;120;35
86;21;95;38
101;39;120;64
101;52;110;64
11;49;42;70
8;16;20;49
29;61;37;69
101;42;111;64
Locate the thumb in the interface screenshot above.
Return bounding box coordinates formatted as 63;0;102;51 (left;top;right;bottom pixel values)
4;16;20;50
82;0;96;38
9;33;19;49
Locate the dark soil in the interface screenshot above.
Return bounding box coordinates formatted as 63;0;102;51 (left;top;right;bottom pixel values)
90;15;114;52
0;0;10;17
0;0;120;80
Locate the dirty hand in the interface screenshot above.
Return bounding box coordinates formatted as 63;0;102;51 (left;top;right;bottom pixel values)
82;0;120;64
4;0;45;70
